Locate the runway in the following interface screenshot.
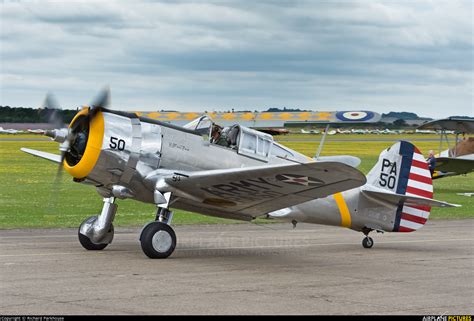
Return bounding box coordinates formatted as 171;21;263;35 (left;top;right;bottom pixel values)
1;220;473;315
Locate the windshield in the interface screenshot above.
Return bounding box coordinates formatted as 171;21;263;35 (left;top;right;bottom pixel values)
183;115;213;137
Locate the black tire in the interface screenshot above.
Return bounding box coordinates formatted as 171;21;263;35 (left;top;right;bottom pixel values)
78;216;111;251
362;236;374;249
140;222;176;259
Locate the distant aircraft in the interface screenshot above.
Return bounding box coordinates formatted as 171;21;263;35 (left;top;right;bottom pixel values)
351;129;368;134
140;110;381;136
301;129;320;134
0;127;22;134
27;129;46;134
370;129;383;134
415;129;437;134
417;117;474;179
381;129;399;134
336;128;351;134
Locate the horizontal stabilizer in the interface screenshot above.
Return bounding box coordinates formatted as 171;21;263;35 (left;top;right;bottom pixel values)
20;148;61;164
362;186;459;208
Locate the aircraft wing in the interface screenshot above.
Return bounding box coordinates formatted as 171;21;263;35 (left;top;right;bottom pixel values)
417;117;474;133
435;157;474;174
159;162;366;218
20;148;61;163
137;110;381;128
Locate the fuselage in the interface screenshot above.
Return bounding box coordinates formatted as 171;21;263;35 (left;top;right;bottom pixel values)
20;98;441;258
63;108;419;234
65;109;323;217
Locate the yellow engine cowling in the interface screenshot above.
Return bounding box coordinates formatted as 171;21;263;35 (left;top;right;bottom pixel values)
64;108;104;179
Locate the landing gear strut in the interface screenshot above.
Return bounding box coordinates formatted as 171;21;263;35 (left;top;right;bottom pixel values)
78;197;117;251
155;207;173;224
361;227;374;249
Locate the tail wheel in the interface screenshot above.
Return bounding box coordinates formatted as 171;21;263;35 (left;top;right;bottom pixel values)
362;236;374;249
140;222;176;259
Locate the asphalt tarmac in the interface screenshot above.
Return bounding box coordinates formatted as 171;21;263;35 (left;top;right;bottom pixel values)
1;220;472;315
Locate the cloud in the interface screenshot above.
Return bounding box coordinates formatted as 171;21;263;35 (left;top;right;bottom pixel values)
0;0;472;117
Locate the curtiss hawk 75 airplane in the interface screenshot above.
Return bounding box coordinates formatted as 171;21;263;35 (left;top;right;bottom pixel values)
22;90;458;258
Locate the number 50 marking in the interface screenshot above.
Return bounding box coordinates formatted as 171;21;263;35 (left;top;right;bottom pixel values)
109;136;125;151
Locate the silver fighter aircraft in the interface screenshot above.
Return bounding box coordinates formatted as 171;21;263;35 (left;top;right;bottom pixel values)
22;90;458;258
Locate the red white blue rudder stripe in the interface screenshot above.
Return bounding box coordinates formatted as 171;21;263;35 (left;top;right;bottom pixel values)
365;141;433;232
397;145;433;232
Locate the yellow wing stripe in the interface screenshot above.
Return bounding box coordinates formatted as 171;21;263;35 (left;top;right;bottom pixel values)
139;111;341;122
333;192;351;228
64;109;104;179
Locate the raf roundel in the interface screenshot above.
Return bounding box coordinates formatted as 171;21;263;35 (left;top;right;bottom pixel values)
275;174;324;187
336;111;374;122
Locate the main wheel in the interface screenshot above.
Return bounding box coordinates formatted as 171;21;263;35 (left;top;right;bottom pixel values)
140;222;176;259
78;216;111;251
362;236;374;249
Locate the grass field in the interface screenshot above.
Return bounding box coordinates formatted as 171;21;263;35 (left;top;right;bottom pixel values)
0;134;472;229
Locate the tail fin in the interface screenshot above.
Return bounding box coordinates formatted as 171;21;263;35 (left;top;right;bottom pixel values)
366;141;433;196
365;141;437;232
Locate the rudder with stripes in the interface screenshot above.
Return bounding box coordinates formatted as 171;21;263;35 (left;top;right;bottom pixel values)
366;141;433;232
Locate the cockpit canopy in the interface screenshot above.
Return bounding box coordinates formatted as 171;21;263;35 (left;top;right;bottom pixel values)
184;116;278;161
237;126;273;160
183;115;213;137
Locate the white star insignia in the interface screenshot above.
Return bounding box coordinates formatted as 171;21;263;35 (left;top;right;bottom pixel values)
279;175;321;186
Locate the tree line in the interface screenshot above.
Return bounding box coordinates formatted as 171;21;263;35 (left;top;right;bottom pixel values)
0;106;78;123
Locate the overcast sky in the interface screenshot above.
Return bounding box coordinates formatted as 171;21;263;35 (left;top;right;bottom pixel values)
1;0;472;118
